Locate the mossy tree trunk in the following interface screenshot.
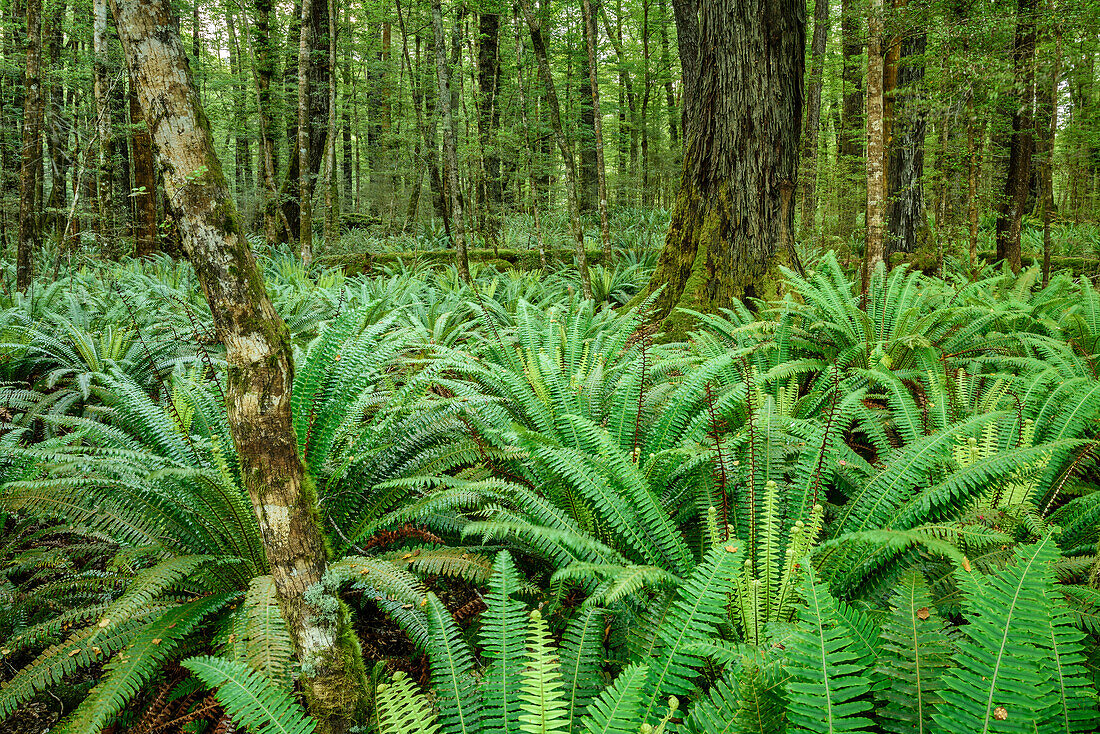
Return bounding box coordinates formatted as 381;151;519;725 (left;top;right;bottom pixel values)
432;0;471;281
583;0;611;259
799;0;829;242
639;0;805;334
109;0;367;730
864;0;886;292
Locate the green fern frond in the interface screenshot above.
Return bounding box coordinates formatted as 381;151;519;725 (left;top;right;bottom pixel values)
579;663;648;734
519;609;569;734
784;566;874;734
479;551;529;734
244;575;294;690
183;655;317;734
425;592;481;734
375;671;441;734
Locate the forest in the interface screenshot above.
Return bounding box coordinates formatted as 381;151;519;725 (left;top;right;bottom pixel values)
2;0;1100;731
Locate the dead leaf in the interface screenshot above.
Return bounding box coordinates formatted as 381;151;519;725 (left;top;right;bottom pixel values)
994;706;1008;721
917;607;930;620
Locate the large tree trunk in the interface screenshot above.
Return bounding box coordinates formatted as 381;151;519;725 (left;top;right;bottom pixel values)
108;0;368;730
885;31;927;256
16;0;42;290
863;0;886;293
583;0;611;259
798;0;829;241
521;0;593;299
994;0;1037;273
129;79;157;255
640;0;804;334
432;0;470;281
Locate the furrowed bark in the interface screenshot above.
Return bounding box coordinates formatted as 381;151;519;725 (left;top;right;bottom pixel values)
16;0;42;290
108;1;368;730
638;0;805;335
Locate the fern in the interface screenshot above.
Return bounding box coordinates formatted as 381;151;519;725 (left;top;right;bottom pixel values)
518;609;569;734
579;663;648;734
784;566;875;734
932;535;1066;733
874;570;952;734
425;592;482;734
183;655;317;734
375;671;441;734
479;551;529;734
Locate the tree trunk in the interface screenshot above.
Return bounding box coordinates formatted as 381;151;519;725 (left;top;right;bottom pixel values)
129;79;157;255
583;0;611;259
93;0;113;242
521;0;593;299
799;0;828;241
109;0;368;730
658;0;678;155
298;0;313;263
322;0;337;245
885;32;927;256
639;0;804;334
432;0;470;281
16;0;42;290
44;0;67;237
863;0;886;293
251;0;283;246
514;5;548;270
994;0;1037;274
476;9;502;244
1037;14;1059;288
838;0;864;237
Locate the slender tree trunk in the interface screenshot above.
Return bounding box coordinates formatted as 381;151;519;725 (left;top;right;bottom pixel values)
341;20;353;213
658;0;678;155
298;0;314;263
16;0;42;290
799;0;828;241
109;1;368;732
129;78;157;255
639;0;804;334
583;0;611;259
322;0;337;244
251;0;283;245
476;9;502;245
432;0;470;281
863;0;886;293
1038;13;1060;287
514;5;548;270
838;0;864;237
520;0;593;299
44;0;67;237
93;0;112;242
966;92;985;273
994;0;1037;274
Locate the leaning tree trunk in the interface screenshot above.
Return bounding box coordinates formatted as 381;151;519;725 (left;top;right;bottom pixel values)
108;1;368;731
520;0;593;299
994;0;1037;274
16;0;42;291
432;0;470;281
863;0;886;294
636;0;805;335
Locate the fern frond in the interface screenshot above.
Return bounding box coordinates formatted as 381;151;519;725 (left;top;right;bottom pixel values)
183;655;317;734
375;671;441;734
518;609;569;734
579;663;648;734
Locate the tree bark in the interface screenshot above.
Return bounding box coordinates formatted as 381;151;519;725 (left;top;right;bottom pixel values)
799;0;829;241
250;0;284;246
1037;12;1059;288
93;0;113;242
44;0;67;237
583;0;611;259
885;31;927;257
994;0;1037;273
432;0;470;281
638;0;804;334
514;5;548;270
16;0;42;290
108;0;368;730
521;0;593;299
863;0;886;293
